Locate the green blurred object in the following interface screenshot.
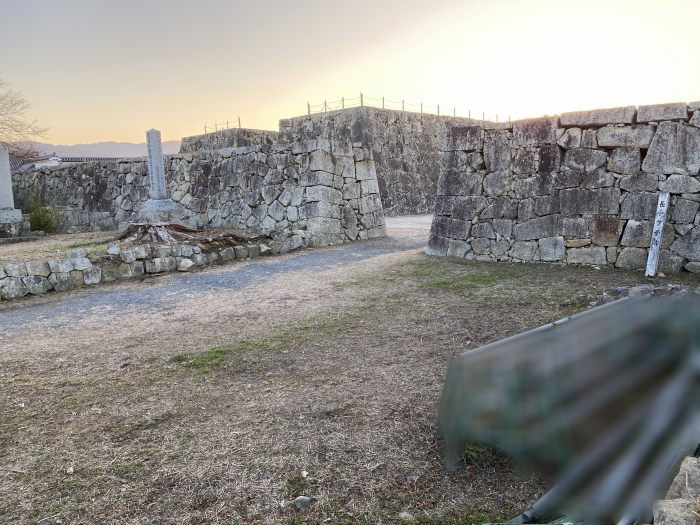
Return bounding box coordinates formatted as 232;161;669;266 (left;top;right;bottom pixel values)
439;296;700;524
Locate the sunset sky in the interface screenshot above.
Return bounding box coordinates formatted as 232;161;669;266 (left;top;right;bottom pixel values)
2;0;699;145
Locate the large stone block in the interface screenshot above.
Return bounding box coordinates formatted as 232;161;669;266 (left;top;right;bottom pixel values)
483;130;512;171
621;220;652;247
566;246;607;265
562;217;589;238
560;188;620;215
426;235;448;256
560;106;635;127
642;122;700;175
539;144;562;174
659;174;700;193
596;126;655;148
615;247;647;270
538;236;565;261
483;170;512;196
671;198;699;223
305;185;342;204
636;102;688;122
557;128;581;149
22;275;52;295
590;216;624;246
619;192;658;219
670;226;700;260
512;117;558;146
619;172;658;192
563;148;608;172
452;196;488;220
513;214;559;241
512;148;539;175
481;196;517;219
608;147;640;174
437;172;483;196
509;241;538;261
0;277;28;299
448;126;483;151
307;217;341;235
25;260;51;277
48;272;74;292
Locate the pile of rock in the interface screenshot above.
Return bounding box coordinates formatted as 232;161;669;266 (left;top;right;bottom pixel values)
594;283;700;306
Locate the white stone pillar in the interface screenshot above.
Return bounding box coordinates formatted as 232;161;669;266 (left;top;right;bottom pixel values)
142;128;175;218
0;147;23;224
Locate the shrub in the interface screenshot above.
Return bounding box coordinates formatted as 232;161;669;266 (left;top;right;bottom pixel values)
27;192;60;233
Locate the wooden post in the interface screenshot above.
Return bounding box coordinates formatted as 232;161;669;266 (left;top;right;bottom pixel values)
342;97;344;109
420;102;423;114
453;107;456;117
238;116;241;128
645;192;670;277
360;93;363;106
468;110;471;118
437;104;440;116
382;97;384;109
226;120;229;129
204;125;207;134
402;100;405;111
307;102;310;115
324;100;327;112
496;114;499;123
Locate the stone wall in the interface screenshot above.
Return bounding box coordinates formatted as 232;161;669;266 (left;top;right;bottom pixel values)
0;239;277;302
179;127;279;153
281;107;479;215
12;138;386;249
428;102;700;273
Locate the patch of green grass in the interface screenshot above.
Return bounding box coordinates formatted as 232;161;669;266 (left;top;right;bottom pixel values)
59;393;96;409
184;346;232;373
420;268;523;292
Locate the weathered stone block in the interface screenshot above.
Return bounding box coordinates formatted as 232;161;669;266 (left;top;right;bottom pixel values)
512;117;558;146
171;244;194;257
22;275;52;295
145;257;177;273
539;144;562;174
70;257;92;271
446;239;470;257
177;259;195;272
642;122;700;175
491;239;510;257
449;126;483;151
606;247;618;263
492;219;514;238
621;220;652;247
513;214;559;241
483;130;512;171
581;170;614;189
472;222;495;239
354;160;377;181
581;129;598;149
615;247;647;270
566;238;591;248
690;111;700;128
509;241;537;261
533;194;560;216
590;216;624;246
427;235;448;256
557;128;581;149
636;102;688;122
66;247;87;259
560;188;620;215
620;192;658;219
3;262;27;277
307;217;341;234
596;126;655;148
0;277;29;299
512;148;539;175
670;227;700;260
538;236;565;261
659;250;685;273
132;245;151;259
48;259;74;273
653;499;696;525
303;201;340;219
562;217;589;238
25;260;50;277
608;147;640;174
471;237;491;255
567;246;607;265
48;272;73;291
560;106;635;127
437;173;483;196
83;266;102;285
563;148;608;172
483;170;511;196
234;245;249;259
671;198;699;223
619;173;658;192
452;196;488;220
306;185;342;204
481;196;517;219
659;174;700;193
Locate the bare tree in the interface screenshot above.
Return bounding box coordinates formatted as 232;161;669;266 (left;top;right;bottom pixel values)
0;78;48;164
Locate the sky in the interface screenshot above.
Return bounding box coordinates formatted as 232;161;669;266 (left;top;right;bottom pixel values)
2;0;699;144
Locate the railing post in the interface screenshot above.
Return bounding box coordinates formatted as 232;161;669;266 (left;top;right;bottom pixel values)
420;102;423;114
468;110;471;118
324;100;327;112
238;116;241;128
382;96;384;109
204;125;207;134
402;100;405;111
215;123;218;132
437;104;440;116
453;107;456;117
307;102;310;115
360;93;363;106
482;112;485;124
496;114;498;123
342;97;344;109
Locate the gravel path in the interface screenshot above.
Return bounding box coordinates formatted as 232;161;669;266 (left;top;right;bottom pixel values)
0;216;432;332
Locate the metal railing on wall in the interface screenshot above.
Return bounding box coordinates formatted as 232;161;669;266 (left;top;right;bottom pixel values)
203;116;242;134
306;93;511;123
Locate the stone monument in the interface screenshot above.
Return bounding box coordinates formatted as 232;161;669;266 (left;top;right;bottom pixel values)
142;128;176;220
0;146;25;238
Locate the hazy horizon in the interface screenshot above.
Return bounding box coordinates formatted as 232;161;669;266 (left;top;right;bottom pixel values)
2;0;699;144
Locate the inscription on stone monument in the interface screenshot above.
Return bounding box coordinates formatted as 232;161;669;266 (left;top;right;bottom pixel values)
645;192;669;277
142;128;176;218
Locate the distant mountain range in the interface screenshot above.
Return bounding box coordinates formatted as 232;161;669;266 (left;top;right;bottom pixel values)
28;140;181;158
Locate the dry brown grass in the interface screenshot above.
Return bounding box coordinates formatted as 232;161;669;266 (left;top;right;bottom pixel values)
0;231;116;263
2;251;699;524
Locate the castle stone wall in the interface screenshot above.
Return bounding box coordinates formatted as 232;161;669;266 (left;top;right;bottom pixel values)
428;102;700;273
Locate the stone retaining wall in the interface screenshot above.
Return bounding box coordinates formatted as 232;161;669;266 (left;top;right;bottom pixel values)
179;127;279;153
282;107;479;215
0;239;281;302
428;102;700;273
12;139;386;248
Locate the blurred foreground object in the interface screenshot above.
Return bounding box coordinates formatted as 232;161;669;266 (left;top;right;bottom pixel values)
439;297;700;524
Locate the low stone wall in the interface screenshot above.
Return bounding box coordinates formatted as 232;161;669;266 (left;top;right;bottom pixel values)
0;239;281;302
428;101;700;273
179;127;279;153
12;139;386;248
282;107;479;215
